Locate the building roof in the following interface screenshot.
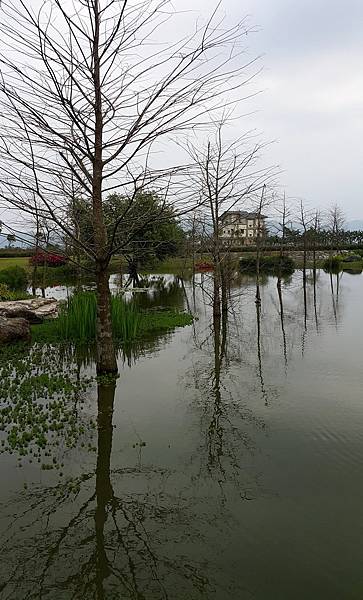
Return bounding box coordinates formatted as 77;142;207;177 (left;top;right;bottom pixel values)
219;210;268;221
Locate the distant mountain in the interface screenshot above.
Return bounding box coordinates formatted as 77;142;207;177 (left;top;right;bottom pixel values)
266;219;302;234
0;231;33;248
345;220;363;231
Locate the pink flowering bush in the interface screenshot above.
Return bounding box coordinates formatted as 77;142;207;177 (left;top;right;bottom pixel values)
30;252;68;267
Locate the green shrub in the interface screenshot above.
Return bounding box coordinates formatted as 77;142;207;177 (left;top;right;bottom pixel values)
0;266;28;290
341;254;362;263
323;255;363;272
322;256;342;271
0;282;30;301
240;255;295;274
0;283;11;300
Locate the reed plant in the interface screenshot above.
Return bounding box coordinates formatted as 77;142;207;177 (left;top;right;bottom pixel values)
57;292;141;343
111;294;141;340
32;291;193;345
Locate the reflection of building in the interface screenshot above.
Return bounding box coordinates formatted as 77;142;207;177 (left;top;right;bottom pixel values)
219;211;267;246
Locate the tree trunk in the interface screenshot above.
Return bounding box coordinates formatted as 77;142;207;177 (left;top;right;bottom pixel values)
96;266;118;374
92;3;117;375
255;239;261;305
220;263;228;315
95;380;116;594
32;230;39;296
277;277;287;366
213;269;221;318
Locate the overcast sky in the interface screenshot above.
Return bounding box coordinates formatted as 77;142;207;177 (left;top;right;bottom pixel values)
183;0;363;219
1;0;362;239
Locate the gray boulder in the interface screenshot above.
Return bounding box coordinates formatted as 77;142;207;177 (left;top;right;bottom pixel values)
342;255;362;263
0;306;43;324
0;316;30;344
0;298;58;322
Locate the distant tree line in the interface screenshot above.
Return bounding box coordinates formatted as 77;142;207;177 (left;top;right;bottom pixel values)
266;227;363;249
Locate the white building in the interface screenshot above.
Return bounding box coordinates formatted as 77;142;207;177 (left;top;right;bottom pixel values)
219;211;267;246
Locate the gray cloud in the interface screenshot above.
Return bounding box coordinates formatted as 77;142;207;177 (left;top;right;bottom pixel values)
2;0;362;225
185;0;363;218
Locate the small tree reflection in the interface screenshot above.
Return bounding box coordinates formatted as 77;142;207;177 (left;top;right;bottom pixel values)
187;273;266;503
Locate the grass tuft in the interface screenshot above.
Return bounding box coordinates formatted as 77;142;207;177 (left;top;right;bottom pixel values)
32;291;193;344
56;292;141;342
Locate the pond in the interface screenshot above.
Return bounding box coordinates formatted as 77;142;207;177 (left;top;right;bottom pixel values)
1;269;363;599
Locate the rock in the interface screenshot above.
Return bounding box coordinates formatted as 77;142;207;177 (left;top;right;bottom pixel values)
0;298;58;321
0;307;43;324
0;316;30;344
342;255;362;263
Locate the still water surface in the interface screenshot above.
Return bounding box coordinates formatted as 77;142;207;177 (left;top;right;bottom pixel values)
1;270;363;599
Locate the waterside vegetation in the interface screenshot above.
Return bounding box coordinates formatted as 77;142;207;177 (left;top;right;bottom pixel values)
32;292;193;345
240;255;296;274
322;253;363;272
0;343;95;472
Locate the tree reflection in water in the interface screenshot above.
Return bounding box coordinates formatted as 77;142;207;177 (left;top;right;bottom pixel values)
0;276;238;599
0;271;348;599
187;272;267;504
187;266;344;484
0;377;233;599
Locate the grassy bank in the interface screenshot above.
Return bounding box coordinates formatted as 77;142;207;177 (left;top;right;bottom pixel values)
0;257;30;270
0;256;195;281
2;251;363;277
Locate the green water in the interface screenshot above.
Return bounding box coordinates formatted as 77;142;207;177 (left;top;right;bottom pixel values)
0;270;363;599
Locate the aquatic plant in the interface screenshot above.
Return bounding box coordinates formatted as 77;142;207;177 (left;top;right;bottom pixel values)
111;294;141;340
33;291;193;344
57;292;98;342
0;344;95;471
56;292;141;342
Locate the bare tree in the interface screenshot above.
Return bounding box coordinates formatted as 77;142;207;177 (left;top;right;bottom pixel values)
274;192;288;334
0;0;255;374
311;209;321;330
296;199;314;332
275;192;290;265
254;183;268;305
184;122;272;316
297;199;313;275
327;203;345;256
311;209;321;273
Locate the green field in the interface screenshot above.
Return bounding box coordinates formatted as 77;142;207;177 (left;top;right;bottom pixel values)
0;257;30;270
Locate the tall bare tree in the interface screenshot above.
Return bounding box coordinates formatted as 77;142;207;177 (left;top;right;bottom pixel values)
327;203;345;256
184;122;272;316
0;0;254;373
273;193;291;365
296;199;314;332
254;183;268;305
